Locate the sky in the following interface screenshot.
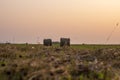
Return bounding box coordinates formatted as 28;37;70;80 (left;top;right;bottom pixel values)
0;0;120;44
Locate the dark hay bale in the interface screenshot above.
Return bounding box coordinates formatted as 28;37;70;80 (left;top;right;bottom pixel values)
60;38;70;47
43;39;52;46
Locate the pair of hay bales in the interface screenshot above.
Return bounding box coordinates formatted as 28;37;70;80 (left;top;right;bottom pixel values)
43;38;70;47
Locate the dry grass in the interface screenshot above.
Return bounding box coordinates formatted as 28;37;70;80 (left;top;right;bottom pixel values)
0;44;120;80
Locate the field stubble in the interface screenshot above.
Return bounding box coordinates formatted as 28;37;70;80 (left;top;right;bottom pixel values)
0;44;120;80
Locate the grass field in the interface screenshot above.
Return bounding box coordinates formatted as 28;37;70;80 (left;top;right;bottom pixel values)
0;44;120;80
71;44;120;50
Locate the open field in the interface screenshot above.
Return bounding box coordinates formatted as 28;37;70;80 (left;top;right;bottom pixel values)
0;44;120;80
72;44;120;50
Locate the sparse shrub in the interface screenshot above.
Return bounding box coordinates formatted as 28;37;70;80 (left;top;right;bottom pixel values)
12;72;23;80
0;62;6;67
79;74;84;80
21;47;27;52
55;68;65;74
67;75;72;80
97;72;104;80
1;63;6;67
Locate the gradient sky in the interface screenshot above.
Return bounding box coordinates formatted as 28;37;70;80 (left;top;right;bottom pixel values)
0;0;120;44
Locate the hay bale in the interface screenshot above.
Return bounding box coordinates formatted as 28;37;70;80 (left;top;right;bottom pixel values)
60;38;70;47
43;39;52;46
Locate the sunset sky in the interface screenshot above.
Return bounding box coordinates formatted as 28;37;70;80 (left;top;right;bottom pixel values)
0;0;120;44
